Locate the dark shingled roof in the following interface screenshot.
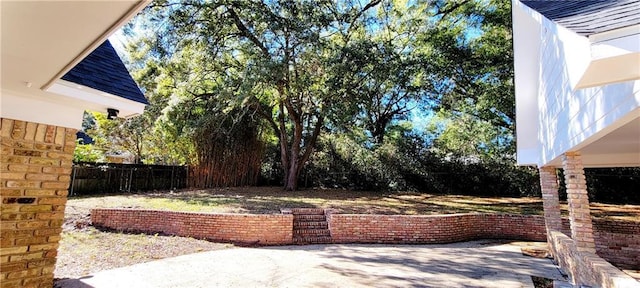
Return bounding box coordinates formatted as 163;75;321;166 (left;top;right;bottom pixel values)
62;40;148;105
521;0;640;36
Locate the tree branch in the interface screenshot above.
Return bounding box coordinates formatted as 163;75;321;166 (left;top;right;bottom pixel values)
227;6;271;59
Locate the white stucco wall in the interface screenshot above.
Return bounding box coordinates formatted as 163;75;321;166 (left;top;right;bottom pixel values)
513;1;640;167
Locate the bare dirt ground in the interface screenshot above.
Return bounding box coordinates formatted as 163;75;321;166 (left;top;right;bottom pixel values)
55;187;640;281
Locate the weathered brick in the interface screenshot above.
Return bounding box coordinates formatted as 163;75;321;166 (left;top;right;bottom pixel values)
11;120;26;140
41;264;55;275
55;190;69;197
14;150;42;157
1;119;14;138
13;141;34;149
63;145;76;153
28;243;57;252
16;221;49;229
34;124;47;143
0;172;26;180
1;212;35;221
24;190;56;197
6;181;40;188
49;219;63;227
41;166;71;174
0;221;17;230
0;246;29;255
14;237;47;246
19;205;52;213
23;275;52;288
41;182;69;189
562;151;596;253
54;127;65;145
0;279;23;288
26;259;55;268
33;143;51;150
7;267;41;279
9;252;43;262
43;249;57;259
4;156;29;164
1;230;34;239
0;189;22;197
29;158;59;166
1;145;13;155
1;235;15;246
25;174;57;181
24;122;37;141
34;228;61;237
60;159;73;167
36;212;64;220
46;152;72;160
37;198;66;206
44;126;55;143
58;175;71;182
8;164;41;173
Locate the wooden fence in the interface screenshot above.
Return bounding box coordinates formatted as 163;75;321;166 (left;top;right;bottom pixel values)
69;162;188;196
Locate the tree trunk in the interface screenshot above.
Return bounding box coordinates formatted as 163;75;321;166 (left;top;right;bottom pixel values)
284;161;299;191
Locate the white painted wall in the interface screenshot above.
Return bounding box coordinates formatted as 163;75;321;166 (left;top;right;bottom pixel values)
512;0;542;165
513;1;640;167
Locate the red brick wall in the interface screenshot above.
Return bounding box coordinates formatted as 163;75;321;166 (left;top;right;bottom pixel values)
593;219;640;268
327;213;548;244
549;231;640;288
91;208;639;270
91;209;293;245
1;118;76;288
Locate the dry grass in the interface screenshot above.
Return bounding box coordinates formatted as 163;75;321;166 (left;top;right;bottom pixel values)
66;186;640;220
56;187;639;281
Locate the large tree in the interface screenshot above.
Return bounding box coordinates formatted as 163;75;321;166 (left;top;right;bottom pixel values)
419;0;515;160
136;0;389;190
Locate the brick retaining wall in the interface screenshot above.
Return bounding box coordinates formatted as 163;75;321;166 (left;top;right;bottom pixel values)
91;209;639;269
327;213;548;244
549;231;640;288
593;219;640;268
91;209;293;245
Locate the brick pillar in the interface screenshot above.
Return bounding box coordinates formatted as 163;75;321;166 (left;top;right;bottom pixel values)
1;118;77;288
539;166;562;244
562;151;596;253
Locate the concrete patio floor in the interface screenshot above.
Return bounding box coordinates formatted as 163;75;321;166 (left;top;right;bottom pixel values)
55;240;568;288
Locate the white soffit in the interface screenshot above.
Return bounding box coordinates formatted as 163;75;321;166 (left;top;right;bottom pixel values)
47;79;146;119
0;0;149;128
576;25;640;89
576;53;640;89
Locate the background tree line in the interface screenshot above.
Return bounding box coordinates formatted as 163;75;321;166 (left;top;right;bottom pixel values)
75;0;638;203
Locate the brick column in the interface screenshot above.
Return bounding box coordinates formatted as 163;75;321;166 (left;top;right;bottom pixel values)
562;151;596;253
539;166;562;244
1;118;77;288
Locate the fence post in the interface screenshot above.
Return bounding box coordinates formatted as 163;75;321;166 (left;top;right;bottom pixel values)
128;167;134;193
170;166;175;190
69;165;77;196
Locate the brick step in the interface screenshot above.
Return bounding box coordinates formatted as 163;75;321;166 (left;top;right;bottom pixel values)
293;221;328;229
293;215;326;222
290;208;325;215
293;229;331;237
293;236;333;244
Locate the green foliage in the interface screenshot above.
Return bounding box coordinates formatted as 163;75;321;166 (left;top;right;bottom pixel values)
300;130;540;197
106;0;535;194
73;141;105;163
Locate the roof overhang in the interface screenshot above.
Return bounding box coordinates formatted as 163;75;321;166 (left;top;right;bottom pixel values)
1;0;150;129
576;24;640;89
